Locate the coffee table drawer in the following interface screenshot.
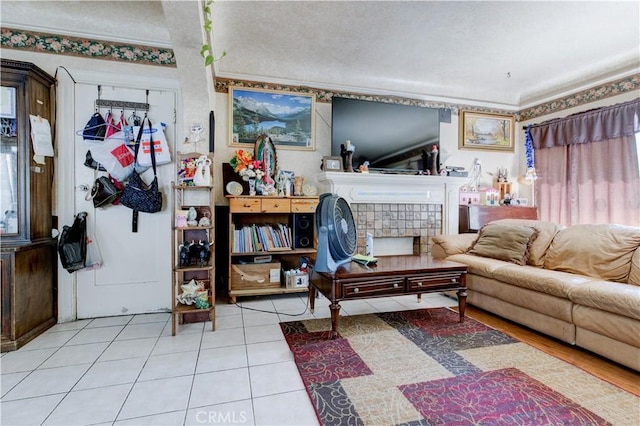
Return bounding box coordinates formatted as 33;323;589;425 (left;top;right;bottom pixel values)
407;273;464;292
342;278;405;298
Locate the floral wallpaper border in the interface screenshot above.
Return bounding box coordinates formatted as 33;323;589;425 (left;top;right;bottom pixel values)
1;28;176;67
518;74;640;121
215;74;640;122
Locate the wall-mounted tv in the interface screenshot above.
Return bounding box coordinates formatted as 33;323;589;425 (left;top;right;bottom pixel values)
331;97;441;173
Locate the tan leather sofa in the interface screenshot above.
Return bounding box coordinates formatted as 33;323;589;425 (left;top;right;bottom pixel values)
431;219;640;371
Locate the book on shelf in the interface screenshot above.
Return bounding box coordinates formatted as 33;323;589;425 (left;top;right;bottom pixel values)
233;223;293;253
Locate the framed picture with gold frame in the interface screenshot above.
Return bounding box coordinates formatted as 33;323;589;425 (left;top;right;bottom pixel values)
229;86;315;150
459;110;515;152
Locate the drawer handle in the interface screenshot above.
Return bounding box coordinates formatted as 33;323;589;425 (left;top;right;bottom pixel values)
450;278;457;283
243;203;251;208
417;282;423;287
393;283;399;288
353;288;360;293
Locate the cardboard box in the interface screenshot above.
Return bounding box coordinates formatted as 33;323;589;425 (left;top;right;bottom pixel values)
231;262;282;290
285;272;309;289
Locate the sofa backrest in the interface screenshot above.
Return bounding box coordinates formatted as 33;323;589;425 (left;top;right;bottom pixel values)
489;219;563;267
544;224;640;284
626;247;640;286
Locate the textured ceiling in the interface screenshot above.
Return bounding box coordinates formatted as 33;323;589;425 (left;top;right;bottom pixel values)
2;1;639;109
211;1;640;108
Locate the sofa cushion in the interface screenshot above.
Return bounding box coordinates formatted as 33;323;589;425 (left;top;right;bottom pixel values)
491;264;596;299
569;280;640;321
490;219;563;267
544;224;640;283
430;233;478;259
448;253;512;278
628;248;640;286
468;223;538;265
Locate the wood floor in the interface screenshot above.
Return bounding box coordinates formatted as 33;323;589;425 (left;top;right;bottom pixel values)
462;305;640;396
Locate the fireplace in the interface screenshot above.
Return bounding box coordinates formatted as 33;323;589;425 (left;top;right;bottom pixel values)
316;172;467;255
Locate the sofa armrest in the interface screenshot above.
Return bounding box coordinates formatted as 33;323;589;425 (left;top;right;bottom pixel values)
431;233;478;259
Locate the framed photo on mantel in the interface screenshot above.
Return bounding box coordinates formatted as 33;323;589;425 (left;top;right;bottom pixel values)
459;110;515;152
229;86;316;151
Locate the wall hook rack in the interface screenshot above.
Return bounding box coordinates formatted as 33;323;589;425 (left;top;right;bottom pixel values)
95;99;150;112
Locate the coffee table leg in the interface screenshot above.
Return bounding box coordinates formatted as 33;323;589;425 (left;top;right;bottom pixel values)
308;286;316;313
330;302;341;339
457;288;467;322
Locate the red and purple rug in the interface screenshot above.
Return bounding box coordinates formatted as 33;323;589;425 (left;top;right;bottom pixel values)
280;308;638;425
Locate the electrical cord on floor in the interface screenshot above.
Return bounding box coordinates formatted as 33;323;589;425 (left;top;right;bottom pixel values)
233;300;310;317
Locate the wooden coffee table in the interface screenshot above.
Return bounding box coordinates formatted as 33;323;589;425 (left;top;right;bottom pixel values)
309;255;467;338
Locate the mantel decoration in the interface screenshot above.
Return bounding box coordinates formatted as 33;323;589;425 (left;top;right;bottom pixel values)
229;86;315;150
459;110;515;152
229;149;264;196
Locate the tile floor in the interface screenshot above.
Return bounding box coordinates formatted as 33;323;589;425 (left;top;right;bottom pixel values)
1;292;456;426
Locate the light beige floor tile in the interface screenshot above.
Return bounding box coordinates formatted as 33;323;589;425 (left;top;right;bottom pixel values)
66;325;124;345
244;323;285;344
139;350;198;381
45;319;91;333
152;331;203;355
215;313;244;330
200;328;245;349
0;347;57;374
114;410;186;425
246;340;294;366
163;320;206;336
253;389;319;426
0;371;29;398
74;357;147;390
39;341;109;369
118;375;193;420
196;345;248;374
43;383;132;425
189;368;251;408
242;311;281;327
98;337;157;362
20;329;78;350
87;315;133;328
185;399;254;426
3;364;91;401
129;312;171;324
0;393;65;425
116;322;166;341
249;360;305;397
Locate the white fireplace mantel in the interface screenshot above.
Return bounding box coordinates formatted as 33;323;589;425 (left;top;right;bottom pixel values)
316;172;468;235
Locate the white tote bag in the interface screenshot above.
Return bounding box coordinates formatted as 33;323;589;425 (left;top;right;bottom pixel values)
132;121;172;167
85;131;135;181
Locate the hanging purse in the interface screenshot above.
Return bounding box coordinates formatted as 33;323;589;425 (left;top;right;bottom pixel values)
58;212;88;273
86;175;123;208
119;116;163;232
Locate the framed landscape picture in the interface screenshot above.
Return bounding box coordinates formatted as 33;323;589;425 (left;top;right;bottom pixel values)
229;86;315;150
459;111;515;152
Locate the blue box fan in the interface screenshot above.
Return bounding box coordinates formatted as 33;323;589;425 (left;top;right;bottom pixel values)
314;194;357;272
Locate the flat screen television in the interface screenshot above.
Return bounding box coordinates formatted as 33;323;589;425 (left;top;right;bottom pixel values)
331;97;440;173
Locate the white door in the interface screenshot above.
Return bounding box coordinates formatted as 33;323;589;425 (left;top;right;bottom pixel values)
74;84;176;318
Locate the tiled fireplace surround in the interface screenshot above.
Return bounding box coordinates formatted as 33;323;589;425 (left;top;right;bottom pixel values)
317;172;468;255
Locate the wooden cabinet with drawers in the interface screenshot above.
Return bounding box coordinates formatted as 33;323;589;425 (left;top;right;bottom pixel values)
227;196;318;303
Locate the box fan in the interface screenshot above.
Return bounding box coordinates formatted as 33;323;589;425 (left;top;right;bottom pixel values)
314;194;357;272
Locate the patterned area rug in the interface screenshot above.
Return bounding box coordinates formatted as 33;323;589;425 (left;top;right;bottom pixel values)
280;308;639;425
